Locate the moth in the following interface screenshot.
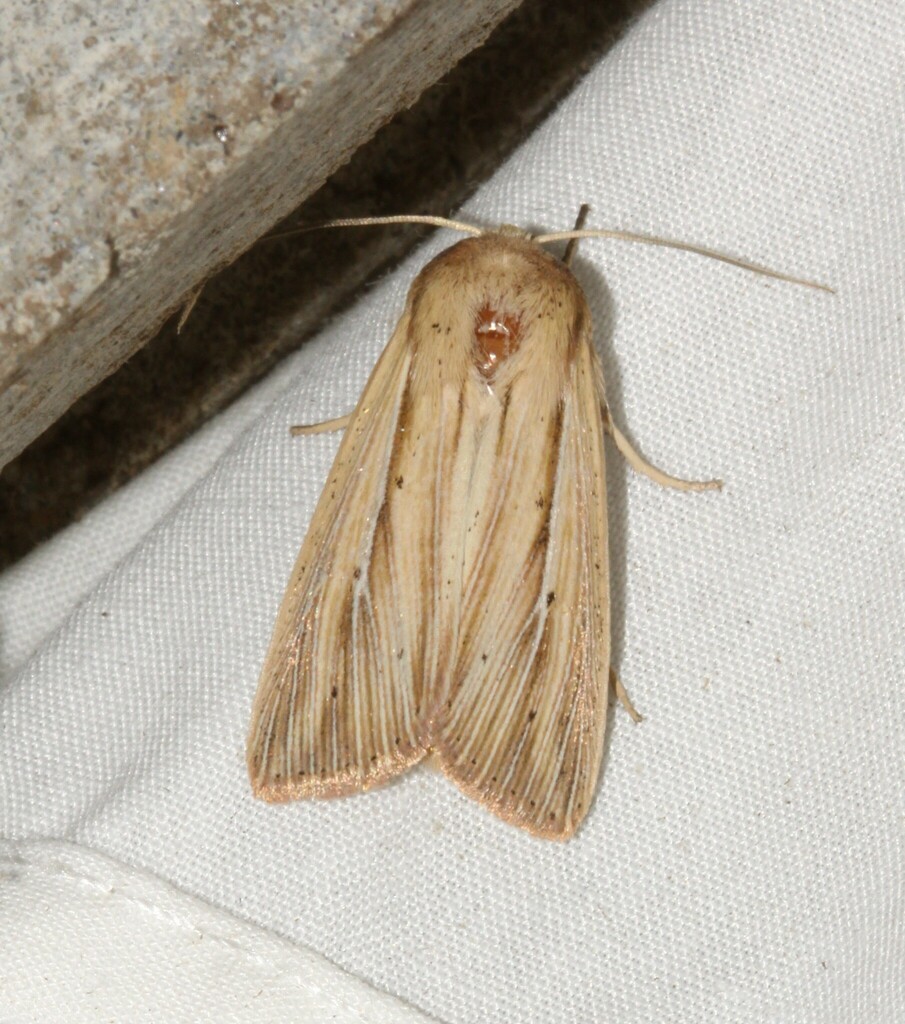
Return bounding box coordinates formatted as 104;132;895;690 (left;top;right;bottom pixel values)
246;211;828;839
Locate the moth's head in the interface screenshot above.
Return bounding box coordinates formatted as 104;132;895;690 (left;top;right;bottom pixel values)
493;223;534;241
415;230;579;289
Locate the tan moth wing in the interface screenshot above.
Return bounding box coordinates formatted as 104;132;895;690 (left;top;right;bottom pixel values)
248;304;435;798
248;232;612;839
247;241;504;800
423;236;610;839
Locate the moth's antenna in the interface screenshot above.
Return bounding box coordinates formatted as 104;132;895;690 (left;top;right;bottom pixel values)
260;213;833;292
262;215;483;244
535;226;834;293
562;204;591;268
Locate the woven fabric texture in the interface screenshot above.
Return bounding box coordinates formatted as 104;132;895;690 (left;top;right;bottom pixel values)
0;840;438;1022
2;1;904;1021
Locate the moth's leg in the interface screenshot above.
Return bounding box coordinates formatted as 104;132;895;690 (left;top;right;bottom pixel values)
290;414;353;437
603;406;722;492
563;203;591;267
609;668;642;723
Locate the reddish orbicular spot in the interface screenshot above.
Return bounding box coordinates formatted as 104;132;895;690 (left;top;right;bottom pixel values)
474;304;522;377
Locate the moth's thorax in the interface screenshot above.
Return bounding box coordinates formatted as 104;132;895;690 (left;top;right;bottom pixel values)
407;233;589;387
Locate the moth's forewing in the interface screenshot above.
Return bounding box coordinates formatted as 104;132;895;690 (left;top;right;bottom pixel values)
422;237;610;838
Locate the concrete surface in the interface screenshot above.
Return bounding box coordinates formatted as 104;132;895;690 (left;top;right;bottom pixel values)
0;0;522;469
0;0;649;569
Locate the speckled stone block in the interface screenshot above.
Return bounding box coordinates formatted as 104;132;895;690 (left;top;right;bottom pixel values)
0;0;522;468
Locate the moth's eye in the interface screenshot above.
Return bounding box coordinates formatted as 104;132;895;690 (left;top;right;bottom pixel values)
474;305;522;377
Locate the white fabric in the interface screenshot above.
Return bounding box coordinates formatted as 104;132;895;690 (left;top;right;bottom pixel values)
0;840;437;1023
2;1;904;1021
